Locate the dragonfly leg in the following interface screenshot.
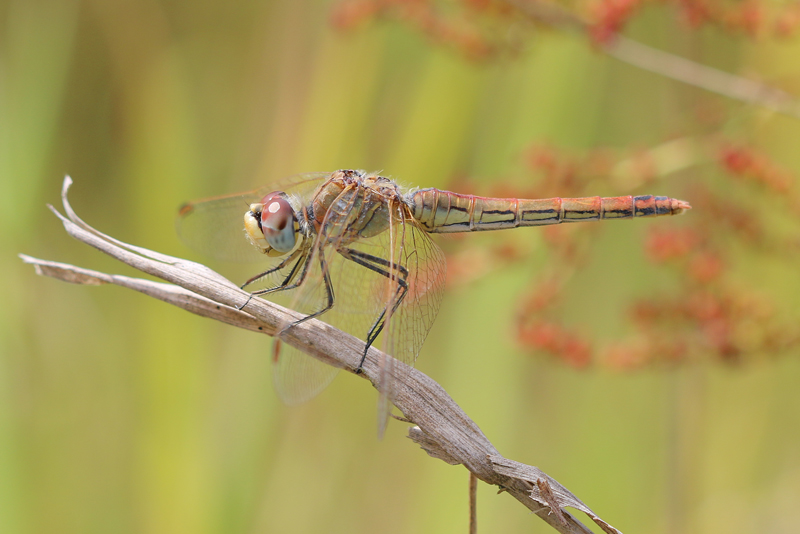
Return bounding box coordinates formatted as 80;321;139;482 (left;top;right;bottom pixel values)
240;247;304;290
237;245;311;310
339;248;409;278
337;247;409;373
276;246;336;337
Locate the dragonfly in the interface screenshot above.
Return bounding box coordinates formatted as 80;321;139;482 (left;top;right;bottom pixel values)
177;169;690;431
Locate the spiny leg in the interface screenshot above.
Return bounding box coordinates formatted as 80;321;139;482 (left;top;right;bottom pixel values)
362;282;407;369
339;249;409;356
337;247;409;373
342;248;409;278
273;186;359;354
237;245;310;310
276;245;336;337
241;247;304;290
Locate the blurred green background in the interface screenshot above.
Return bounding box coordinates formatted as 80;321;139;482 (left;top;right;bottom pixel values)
3;1;800;533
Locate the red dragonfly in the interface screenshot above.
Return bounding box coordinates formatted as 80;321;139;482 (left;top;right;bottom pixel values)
177;170;690;433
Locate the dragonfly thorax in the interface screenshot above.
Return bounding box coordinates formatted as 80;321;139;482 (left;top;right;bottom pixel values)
243;191;299;257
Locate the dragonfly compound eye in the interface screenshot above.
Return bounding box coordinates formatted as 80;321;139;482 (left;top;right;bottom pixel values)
259;192;298;256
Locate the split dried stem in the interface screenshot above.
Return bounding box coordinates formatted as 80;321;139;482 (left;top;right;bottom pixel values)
20;177;624;534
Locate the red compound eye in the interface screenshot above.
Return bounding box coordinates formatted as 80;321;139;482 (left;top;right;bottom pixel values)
259;192;297;254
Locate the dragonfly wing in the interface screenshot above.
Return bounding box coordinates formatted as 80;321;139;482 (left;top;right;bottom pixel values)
269;237;366;405
320;197;446;434
175;172;331;263
383;207;447;368
176;172;342;404
177;186;271;263
370;203;446;434
343;206;446;366
270;183;390;405
271;338;341;405
261;177;447;413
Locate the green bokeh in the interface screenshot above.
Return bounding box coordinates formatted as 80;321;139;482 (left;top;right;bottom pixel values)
3;1;800;533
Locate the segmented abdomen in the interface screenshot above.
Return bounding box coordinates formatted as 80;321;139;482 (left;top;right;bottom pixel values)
409;189;691;233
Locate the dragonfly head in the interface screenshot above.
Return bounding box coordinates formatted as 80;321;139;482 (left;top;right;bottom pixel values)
244;192;298;257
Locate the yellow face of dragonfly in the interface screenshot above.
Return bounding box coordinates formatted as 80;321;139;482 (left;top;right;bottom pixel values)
243;192;298;257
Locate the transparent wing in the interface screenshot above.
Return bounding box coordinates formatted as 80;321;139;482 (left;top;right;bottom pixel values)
269;243;350;405
379;202;447;369
269;186;446;421
270;186;369;405
175;172;330;263
271;336;341;406
176;171;342;404
176;171;447;411
340;203;446;368
363;201;446;434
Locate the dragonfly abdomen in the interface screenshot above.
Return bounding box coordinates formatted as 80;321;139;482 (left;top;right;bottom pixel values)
410;189;691;233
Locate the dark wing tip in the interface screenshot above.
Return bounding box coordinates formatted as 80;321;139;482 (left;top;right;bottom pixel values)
178;203;195;217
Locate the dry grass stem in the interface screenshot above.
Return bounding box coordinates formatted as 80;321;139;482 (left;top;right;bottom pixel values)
20;177;624;534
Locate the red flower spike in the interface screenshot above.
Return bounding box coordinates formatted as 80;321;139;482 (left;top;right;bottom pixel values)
688;252;724;283
330;0;382;29
517;320;593;368
645;227;700;263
